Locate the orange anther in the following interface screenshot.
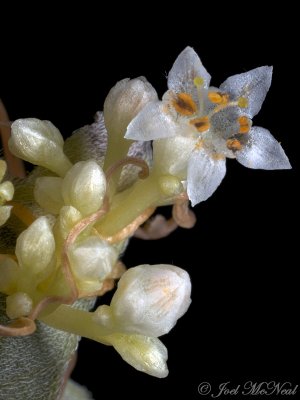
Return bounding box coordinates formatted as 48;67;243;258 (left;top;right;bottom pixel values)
238;116;251;134
189;116;210;132
172;93;197;116
208;92;223;104
226;138;242;151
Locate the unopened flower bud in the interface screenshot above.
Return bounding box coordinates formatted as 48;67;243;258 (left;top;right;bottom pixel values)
55;206;83;241
104;77;158;136
68;236;117;292
0;205;13;226
94;264;191;337
0;181;14;203
108;333;169;378
15;216;55;279
6;292;33;319
158;175;183;197
61;160;106;216
9;118;72;176
0;160;14;226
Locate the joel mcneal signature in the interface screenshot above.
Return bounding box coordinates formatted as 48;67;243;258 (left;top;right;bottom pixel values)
198;381;298;397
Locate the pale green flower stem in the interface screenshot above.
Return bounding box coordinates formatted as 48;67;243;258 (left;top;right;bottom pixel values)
103;133;131;195
40;304;112;345
95;171;164;237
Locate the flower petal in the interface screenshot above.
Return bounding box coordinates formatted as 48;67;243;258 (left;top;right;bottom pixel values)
187;148;226;206
125;101;180;141
219;66;273;118
168;47;211;94
236;126;291;170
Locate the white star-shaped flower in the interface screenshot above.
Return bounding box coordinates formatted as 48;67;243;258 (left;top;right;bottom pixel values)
125;47;291;206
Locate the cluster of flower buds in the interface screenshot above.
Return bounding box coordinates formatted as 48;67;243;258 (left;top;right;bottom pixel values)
0;47;290;378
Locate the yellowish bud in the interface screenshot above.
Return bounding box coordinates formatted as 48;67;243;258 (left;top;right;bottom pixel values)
0;181;14;203
62;160;106;216
104;77;158;136
158;175;183;197
9;118;72;176
55;205;83;241
6;292;33;319
107;333;169;378
68;236;117;292
15;216;55;279
0;205;13;227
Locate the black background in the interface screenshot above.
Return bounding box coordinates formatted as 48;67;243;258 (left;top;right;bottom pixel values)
1;6;298;399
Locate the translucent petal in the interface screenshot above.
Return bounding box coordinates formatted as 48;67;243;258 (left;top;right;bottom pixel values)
168;47;211;96
187;148;226;206
125;101;179;141
219;66;273;118
108;333;168;378
236;126;291;170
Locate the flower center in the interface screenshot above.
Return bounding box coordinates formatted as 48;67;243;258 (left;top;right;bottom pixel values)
169;77;252;155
